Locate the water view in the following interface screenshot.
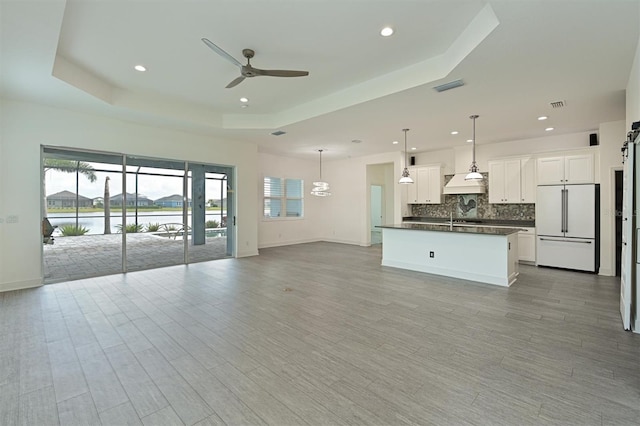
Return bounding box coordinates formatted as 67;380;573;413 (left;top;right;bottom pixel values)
48;211;227;235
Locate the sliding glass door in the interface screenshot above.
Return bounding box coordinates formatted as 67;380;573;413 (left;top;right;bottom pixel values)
43;148;124;282
125;156;188;272
42;147;234;283
187;164;233;263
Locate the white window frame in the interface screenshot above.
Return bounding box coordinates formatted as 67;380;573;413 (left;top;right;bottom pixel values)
263;176;304;220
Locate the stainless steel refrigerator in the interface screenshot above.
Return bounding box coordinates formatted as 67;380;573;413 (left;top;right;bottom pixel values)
536;184;600;272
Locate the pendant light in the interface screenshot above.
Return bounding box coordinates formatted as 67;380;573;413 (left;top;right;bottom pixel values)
311;149;331;197
398;128;414;184
465;114;483;181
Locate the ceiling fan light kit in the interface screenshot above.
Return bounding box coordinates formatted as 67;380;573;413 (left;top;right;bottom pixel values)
465;114;483;181
202;38;309;88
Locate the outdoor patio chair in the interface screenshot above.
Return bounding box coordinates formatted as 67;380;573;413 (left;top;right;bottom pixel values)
42;217;57;244
158;223;191;239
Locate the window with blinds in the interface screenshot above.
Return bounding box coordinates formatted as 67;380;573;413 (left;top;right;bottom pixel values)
264;177;304;218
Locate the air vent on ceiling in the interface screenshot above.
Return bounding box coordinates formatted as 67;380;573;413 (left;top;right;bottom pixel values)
271;130;287;136
433;79;464;92
550;100;565;108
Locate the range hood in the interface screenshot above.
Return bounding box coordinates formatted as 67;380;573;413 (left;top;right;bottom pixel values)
442;146;486;194
443;173;486;194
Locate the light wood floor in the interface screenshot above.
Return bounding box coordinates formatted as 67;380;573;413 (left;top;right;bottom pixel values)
1;242;639;425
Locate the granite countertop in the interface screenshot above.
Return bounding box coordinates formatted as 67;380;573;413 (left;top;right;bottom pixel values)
380;223;522;236
402;216;535;227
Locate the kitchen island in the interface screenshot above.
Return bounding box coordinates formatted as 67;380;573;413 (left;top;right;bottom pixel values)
380;223;520;286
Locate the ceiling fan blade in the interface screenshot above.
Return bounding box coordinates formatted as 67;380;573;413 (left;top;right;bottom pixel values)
255;69;309;78
201;38;243;68
226;76;245;88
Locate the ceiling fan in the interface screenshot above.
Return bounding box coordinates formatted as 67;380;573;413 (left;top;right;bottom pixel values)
201;38;309;88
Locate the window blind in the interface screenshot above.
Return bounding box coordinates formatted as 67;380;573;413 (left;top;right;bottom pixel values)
264;177;303;218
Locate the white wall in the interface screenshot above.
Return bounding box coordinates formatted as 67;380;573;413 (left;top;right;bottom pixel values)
0;104;4;281
0;99;259;292
414;131;595;173
321;152;402;246
598;120;626;277
475;132;596;167
627;19;640;130
258;152;324;248
413;149;455;174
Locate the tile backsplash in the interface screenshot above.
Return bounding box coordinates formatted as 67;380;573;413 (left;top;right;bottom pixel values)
409;173;536;220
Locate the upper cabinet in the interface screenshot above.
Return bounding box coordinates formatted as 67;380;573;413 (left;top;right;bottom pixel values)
406;165;442;204
406;167;418;203
536;153;594;185
488;159;520;203
488;156;536;204
520;157;536;203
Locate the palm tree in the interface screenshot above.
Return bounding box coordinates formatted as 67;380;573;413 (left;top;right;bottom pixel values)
43;158;97;217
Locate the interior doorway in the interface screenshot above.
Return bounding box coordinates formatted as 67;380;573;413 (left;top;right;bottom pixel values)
371;185;383;244
615;169;623;277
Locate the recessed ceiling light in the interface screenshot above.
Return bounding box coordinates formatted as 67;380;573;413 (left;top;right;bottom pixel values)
538;116;548;121
411;147;417;150
451;131;459;135
241;105;249;108
134;65;146;72
545;127;554;131
467;139;473;143
380;27;394;37
392;140;399;145
240;97;249;103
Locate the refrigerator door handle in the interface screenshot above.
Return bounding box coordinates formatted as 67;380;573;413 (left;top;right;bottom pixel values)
564;188;568;234
539;238;592;244
560;189;565;233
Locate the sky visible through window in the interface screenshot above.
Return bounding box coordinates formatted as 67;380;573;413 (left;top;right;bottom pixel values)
45;162;226;202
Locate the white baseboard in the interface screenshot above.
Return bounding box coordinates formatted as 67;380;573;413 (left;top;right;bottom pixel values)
319;237;361;246
598;268;614;277
258;238;319;249
0;278;42;293
258;238;364;250
236;250;259;258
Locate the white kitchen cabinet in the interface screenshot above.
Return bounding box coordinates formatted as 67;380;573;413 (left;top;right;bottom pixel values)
536;157;564;184
407;165;441;204
488;161;505;204
537;154;594;185
406;167;418;203
518;227;536;263
520;157;536;203
488;159;522;203
564;154;594;184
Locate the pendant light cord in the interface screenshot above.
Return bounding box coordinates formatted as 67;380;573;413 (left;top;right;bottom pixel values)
472;116;476;164
403;128;409;167
318;149;323;179
470;115;479;170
